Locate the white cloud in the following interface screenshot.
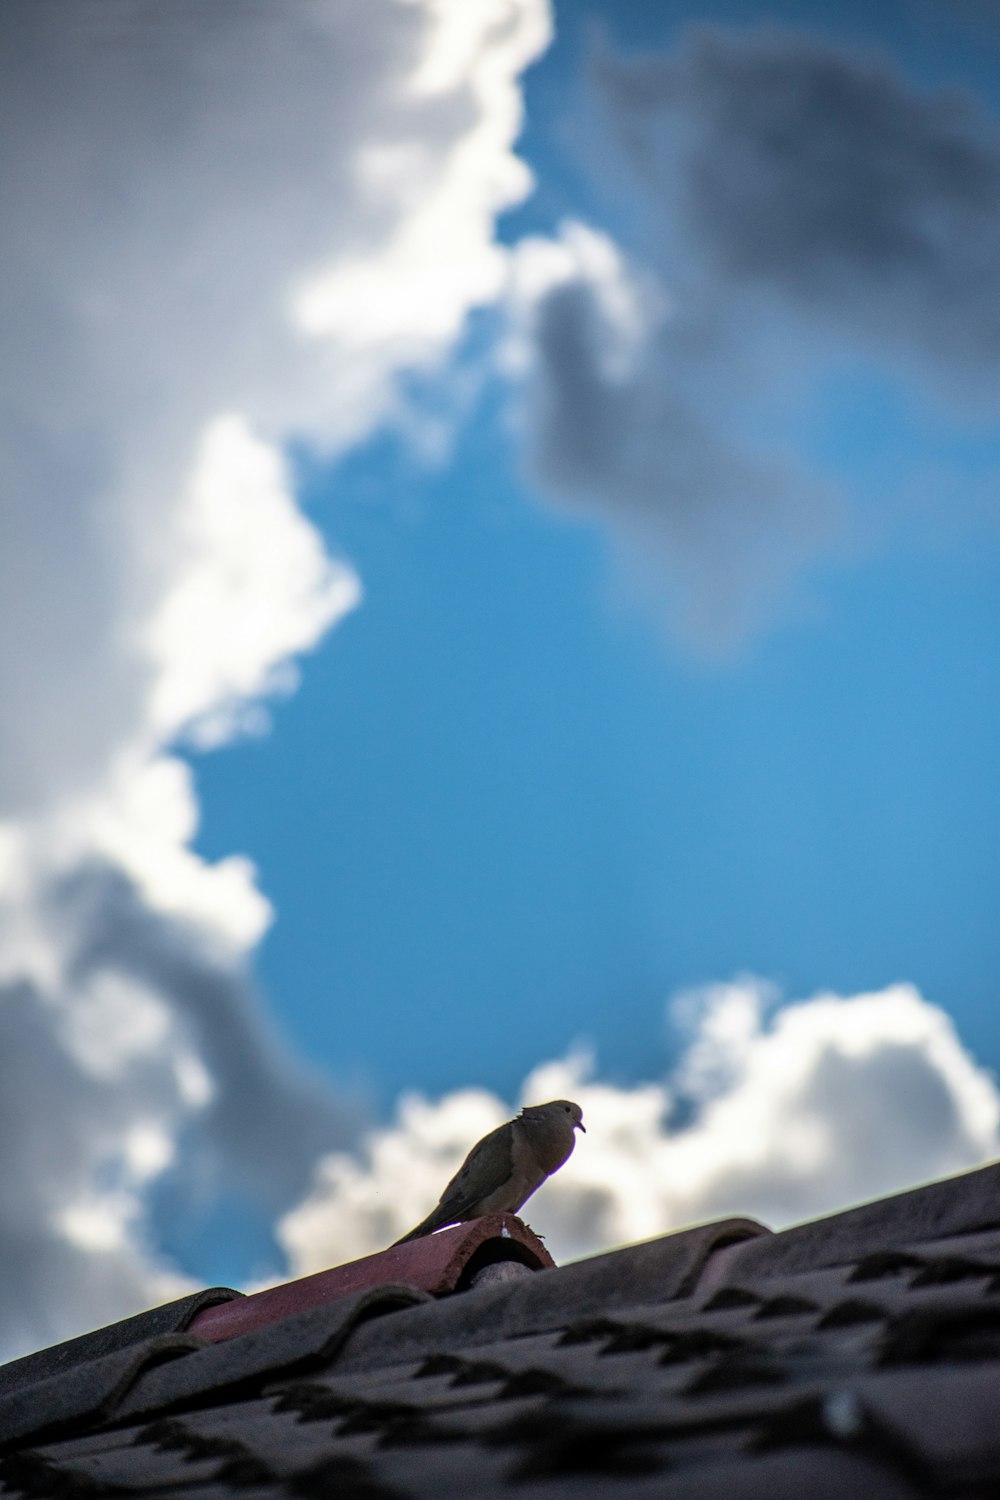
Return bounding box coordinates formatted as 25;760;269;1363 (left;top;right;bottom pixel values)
506;220;659;381
1;0;550;816
77;756;270;952
280;981;1000;1269
0;0;551;1359
294;0;548;370
148;415;361;751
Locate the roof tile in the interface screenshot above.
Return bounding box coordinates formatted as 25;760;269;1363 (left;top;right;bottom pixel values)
112;1284;431;1427
4;1169;1000;1495
332;1216;767;1376
0;1286;239;1403
189;1213;552;1345
717;1160;1000;1284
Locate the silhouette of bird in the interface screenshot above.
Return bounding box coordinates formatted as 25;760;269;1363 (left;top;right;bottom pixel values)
392;1099;585;1245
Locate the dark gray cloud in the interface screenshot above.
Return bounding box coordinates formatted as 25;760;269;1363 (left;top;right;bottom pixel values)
0;859;357;1360
49;862;355;1206
0;979;170;1359
511;28;1000;647
528;274;838;649
600;28;1000;375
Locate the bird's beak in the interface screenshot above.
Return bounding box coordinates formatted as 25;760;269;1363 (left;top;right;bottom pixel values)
575;1120;586;1133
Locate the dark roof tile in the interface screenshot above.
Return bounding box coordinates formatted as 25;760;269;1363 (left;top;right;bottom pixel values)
718;1160;1000;1284
331;1216;766;1376
0;1287;239;1402
503;1445;924;1500
854;1363;1000;1487
848;1250;924;1283
112;1284;431;1427
752;1294;819;1319
0;1284;428;1453
816;1298;884;1328
288;1454;406;1499
138;1406;374;1487
16;1435;231;1494
0;1332;206;1451
878;1300;1000;1367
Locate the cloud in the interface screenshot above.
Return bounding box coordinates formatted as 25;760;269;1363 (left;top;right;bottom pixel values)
0;799;383;1353
280;981;1000;1268
506;29;1000;647
507;223;840;650
0;975;191;1362
0;0;548;814
0;0;550;1357
148;415;361;749
0;822;365;1358
599;27;1000;376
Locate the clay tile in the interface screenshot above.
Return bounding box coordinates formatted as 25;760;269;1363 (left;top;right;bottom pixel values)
188;1213;552;1344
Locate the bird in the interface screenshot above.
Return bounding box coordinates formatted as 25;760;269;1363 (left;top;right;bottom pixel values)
391;1099;586;1246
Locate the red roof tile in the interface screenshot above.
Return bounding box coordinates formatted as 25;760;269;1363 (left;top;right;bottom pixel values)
188;1213;554;1343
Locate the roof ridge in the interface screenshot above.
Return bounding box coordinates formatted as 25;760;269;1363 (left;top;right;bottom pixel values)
0;1287;240;1403
715;1160;1000;1285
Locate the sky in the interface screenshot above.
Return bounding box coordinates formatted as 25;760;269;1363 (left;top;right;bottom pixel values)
0;0;998;1360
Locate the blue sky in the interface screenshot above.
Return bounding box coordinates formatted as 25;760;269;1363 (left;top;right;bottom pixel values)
188;0;1000;1111
193;396;1000;1106
2;0;1000;1352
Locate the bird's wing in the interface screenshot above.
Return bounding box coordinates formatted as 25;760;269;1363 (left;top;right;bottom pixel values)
390;1119;516;1245
434;1119;514;1223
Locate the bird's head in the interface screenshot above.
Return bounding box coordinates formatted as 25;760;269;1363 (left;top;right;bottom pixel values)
522;1098;585;1133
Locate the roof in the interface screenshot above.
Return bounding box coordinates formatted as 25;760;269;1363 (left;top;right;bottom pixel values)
2;1162;1000;1496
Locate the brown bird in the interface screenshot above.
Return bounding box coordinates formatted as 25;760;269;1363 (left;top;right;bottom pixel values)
392;1099;585;1246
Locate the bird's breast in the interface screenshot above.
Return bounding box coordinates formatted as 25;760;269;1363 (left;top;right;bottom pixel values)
522;1119;577;1176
